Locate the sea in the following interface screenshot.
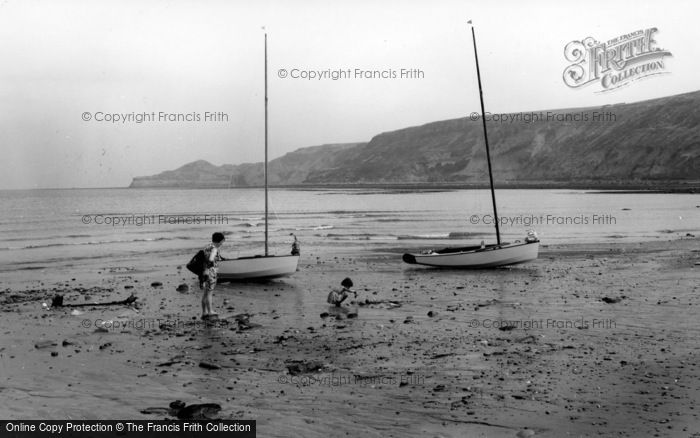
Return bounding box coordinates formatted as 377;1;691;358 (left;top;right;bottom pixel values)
0;188;698;271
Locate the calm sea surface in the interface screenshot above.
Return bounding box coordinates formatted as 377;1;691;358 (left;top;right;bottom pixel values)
0;188;698;270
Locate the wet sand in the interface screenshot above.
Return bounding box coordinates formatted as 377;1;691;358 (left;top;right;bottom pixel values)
1;237;699;437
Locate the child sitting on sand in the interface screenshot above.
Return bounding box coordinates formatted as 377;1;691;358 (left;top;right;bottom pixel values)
327;277;357;307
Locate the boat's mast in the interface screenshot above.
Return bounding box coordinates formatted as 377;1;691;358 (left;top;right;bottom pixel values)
470;23;501;246
264;32;269;256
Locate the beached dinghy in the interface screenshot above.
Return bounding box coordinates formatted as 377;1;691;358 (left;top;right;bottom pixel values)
218;33;299;281
403;22;539;269
218;253;299;281
403;233;539;268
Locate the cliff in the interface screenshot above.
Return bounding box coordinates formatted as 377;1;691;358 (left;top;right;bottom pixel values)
130;90;700;189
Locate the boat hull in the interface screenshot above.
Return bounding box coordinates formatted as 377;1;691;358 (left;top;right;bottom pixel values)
217;255;299;281
403;241;539;268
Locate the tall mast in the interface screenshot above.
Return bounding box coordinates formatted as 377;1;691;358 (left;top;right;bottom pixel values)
470;23;501;246
264;32;269;256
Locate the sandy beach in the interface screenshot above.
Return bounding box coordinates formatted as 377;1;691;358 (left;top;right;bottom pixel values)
1;236;699;437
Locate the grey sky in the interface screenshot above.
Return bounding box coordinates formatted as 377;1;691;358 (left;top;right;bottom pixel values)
1;0;697;189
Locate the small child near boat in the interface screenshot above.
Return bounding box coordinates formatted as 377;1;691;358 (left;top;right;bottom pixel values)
327;277;357;307
290;233;300;256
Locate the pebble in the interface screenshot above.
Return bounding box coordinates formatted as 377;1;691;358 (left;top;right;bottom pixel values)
285;359;324;375
199;362;221;370
35;340;57;349
169;400;186;410
176;403;222;420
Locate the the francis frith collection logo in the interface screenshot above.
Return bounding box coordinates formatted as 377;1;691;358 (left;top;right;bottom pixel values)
563;27;672;92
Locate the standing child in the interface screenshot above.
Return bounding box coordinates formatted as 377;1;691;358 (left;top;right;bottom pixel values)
201;232;226;320
327;277;357;307
291;234;300;256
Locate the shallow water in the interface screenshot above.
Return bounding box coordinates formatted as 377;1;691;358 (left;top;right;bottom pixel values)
0;188;697;270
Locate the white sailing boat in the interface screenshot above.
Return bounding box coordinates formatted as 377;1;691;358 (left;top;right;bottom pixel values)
218;33;300;281
402;22;539;269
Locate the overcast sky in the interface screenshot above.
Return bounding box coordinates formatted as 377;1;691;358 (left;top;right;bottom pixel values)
1;0;698;189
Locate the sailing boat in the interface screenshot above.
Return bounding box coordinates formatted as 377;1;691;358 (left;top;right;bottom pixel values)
402;23;539;268
217;33;300;280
